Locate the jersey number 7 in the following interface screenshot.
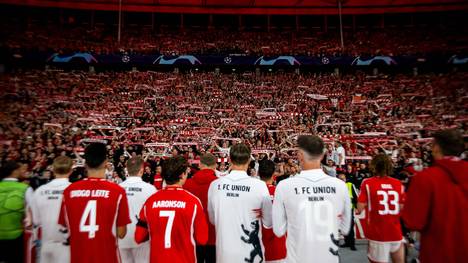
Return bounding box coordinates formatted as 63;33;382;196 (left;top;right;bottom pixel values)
160;210;176;248
80;200;100;239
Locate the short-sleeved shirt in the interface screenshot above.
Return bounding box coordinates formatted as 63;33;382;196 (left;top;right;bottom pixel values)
58;178;131;263
31;178;71;243
358;176;405;242
272;169;351;263
119;176;156;249
138;186;208;263
208;170;272;263
0;179;28;240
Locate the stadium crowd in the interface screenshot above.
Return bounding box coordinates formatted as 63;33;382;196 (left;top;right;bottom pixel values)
0;69;466;263
0;70;466;188
3;22;468;56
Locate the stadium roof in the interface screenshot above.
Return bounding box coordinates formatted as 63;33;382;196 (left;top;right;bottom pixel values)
1;0;467;15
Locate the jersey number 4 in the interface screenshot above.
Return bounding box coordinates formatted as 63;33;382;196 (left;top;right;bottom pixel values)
377;190;399;215
80;200;100;239
160;210;175;248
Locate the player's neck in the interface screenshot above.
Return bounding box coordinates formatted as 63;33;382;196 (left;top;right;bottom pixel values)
302;161;321;171
55;173;69;179
166;182;183;188
231;164;248;172
262;178;274;185
87;169;106;179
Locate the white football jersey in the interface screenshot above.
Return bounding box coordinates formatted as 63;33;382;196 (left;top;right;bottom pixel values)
119;176;157;248
31;178;71;243
273;169;351;263
208;170;272;263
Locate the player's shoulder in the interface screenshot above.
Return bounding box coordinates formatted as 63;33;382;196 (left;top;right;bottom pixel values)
181;189;204;206
386;176;403;185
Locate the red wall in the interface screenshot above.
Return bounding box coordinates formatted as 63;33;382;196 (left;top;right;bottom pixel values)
1;0;467;14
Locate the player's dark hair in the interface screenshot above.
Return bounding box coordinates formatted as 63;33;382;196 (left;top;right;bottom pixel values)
258;159;276;181
230;143;251;165
370;154;393;177
126;157;144;177
53;156;73;175
297;135;325;159
84;143;107;169
200;153;217;167
433;129;464;157
0;161;20;180
161;156;189;185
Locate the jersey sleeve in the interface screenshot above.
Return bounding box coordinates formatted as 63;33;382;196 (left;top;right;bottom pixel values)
116;190;132;227
58;192;68;228
399;181;406;205
357;179;369;204
402;172;431;231
30;192;41;227
272;182;287;237
135;202;149;244
260;183;273;229
339;181;352;235
194;200;209;245
207;181;217;225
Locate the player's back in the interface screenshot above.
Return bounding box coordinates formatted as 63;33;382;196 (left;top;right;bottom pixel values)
32;178;71;243
142;186;205;263
359;176;404;242
118;177;156;249
208;171;272;263
273;169;350;263
59;178;130;263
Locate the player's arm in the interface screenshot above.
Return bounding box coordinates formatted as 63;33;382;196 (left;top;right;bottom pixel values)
207;181;216;225
116;191;132;239
194;201;208;245
356;180;368;214
356;202;367;214
260;183;273;229
272;183;287;237
135;205;149;243
402;173;431;231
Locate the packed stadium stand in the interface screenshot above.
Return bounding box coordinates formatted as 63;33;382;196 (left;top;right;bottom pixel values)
0;1;467;263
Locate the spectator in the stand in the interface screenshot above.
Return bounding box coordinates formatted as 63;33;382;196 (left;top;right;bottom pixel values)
0;161;28;263
403;129;468;263
153;165;163;190
336;142;346;168
184;153;218;263
142;166;154;184
355;163;370;189
323;159;337;177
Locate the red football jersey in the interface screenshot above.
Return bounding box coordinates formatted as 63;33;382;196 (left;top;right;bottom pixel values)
58;178;131;263
358;176;405;242
262;184;287;261
135;186;208;263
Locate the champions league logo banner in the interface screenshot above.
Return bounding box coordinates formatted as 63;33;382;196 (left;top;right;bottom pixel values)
38;52;464;68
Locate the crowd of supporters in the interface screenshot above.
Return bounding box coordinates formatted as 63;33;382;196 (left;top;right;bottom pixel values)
3;21;468;56
0;70;466;191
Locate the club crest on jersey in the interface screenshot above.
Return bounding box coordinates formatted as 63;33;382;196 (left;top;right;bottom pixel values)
240;220;263;263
